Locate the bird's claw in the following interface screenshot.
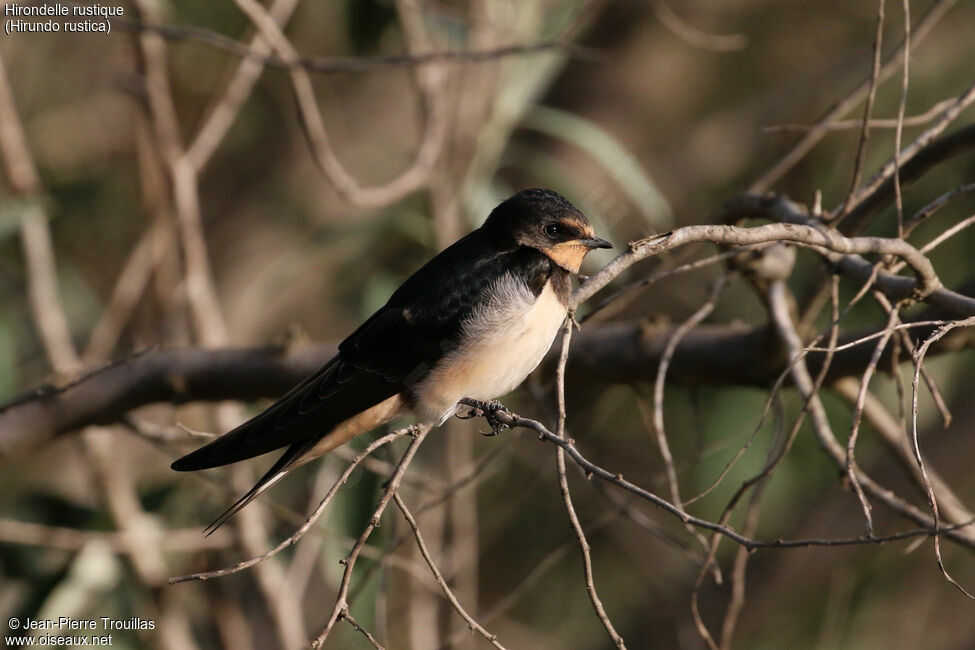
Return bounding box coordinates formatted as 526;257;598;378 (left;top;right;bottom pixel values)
456;398;511;437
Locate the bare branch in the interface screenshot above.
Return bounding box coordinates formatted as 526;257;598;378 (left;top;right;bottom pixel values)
652;277;729;560
893;0;912;237
231;0;448;209
458;399;975;550
832;378;974;531
0;343;333;460
842;123;975;233
765;282;975;548
762;99;955;133
0;52;81;375
910;318;975;597
83;220;173;364
7;309;975;458
169;430;408;584
312;425;430;648
115;17;577;77
838;0;886;218
750;0;959;191
393;492;507;650
132;0;229;346
648;0;747;52
554;320;626;648
186;0;303;171
903;182;975;236
715;193;975;316
845;302;900;534
575;205;946;309
836;76;975;222
339;609;385;650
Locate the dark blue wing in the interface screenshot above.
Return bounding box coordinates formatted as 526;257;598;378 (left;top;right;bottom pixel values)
172;231;550;471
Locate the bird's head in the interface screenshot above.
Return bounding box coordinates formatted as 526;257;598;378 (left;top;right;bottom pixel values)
483;188;612;273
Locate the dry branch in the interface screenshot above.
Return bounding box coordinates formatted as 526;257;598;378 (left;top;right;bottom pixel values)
749;0;959;191
554;321;626;648
458;399;975;550
232;0;448;209
313;425;430;647
393;492;507;650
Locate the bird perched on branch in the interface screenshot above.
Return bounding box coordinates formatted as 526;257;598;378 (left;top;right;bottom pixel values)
172;188;611;533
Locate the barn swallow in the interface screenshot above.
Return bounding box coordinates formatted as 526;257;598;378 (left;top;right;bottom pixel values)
171;188;611;534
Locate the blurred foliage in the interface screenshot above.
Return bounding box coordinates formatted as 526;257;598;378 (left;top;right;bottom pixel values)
2;0;975;649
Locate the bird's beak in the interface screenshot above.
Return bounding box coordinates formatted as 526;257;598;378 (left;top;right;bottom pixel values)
580;237;613;250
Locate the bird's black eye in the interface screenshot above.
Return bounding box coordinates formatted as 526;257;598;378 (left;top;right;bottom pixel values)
543;223;562;238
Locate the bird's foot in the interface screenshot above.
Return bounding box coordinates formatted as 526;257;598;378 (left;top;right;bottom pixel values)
404;424;422;439
457;398;513;436
481;400;509;436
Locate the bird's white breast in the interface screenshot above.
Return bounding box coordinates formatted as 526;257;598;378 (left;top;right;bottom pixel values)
415;273;567;423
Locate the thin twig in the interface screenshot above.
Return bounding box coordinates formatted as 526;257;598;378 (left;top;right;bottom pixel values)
115;17;577;76
765;282;975;550
903;182;975;236
837;75;975;221
439;513;620;650
718;486;764;650
393;492;507;650
839;0;887;218
874;291;952;427
750;0;958;191
458;399;975;550
652;276;729;558
132;0;228;346
761;99;954;132
84;220;173;364
918;213;975;255
894;0;911;237
0;51;80;375
804;319;949;352
169;430;407;584
312;425;430;648
186;0;302;171
553;319;626;648
910;318;975;598
231;0;448;209
845;304;901;535
691;383;787;650
648;0;747;52
581;245;767;324
833;378;973;531
339;609;385;650
575;217;945;310
415;441;510;516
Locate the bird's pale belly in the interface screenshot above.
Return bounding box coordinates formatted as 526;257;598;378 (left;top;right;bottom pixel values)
415;276;567;423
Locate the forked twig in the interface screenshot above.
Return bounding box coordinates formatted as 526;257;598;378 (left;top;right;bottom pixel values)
312;425;430;647
393;492;507;650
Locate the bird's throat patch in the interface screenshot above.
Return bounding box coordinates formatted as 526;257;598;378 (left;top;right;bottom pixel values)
545;242;589;273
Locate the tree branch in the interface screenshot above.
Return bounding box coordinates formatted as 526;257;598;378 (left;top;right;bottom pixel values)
4;312;973;460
